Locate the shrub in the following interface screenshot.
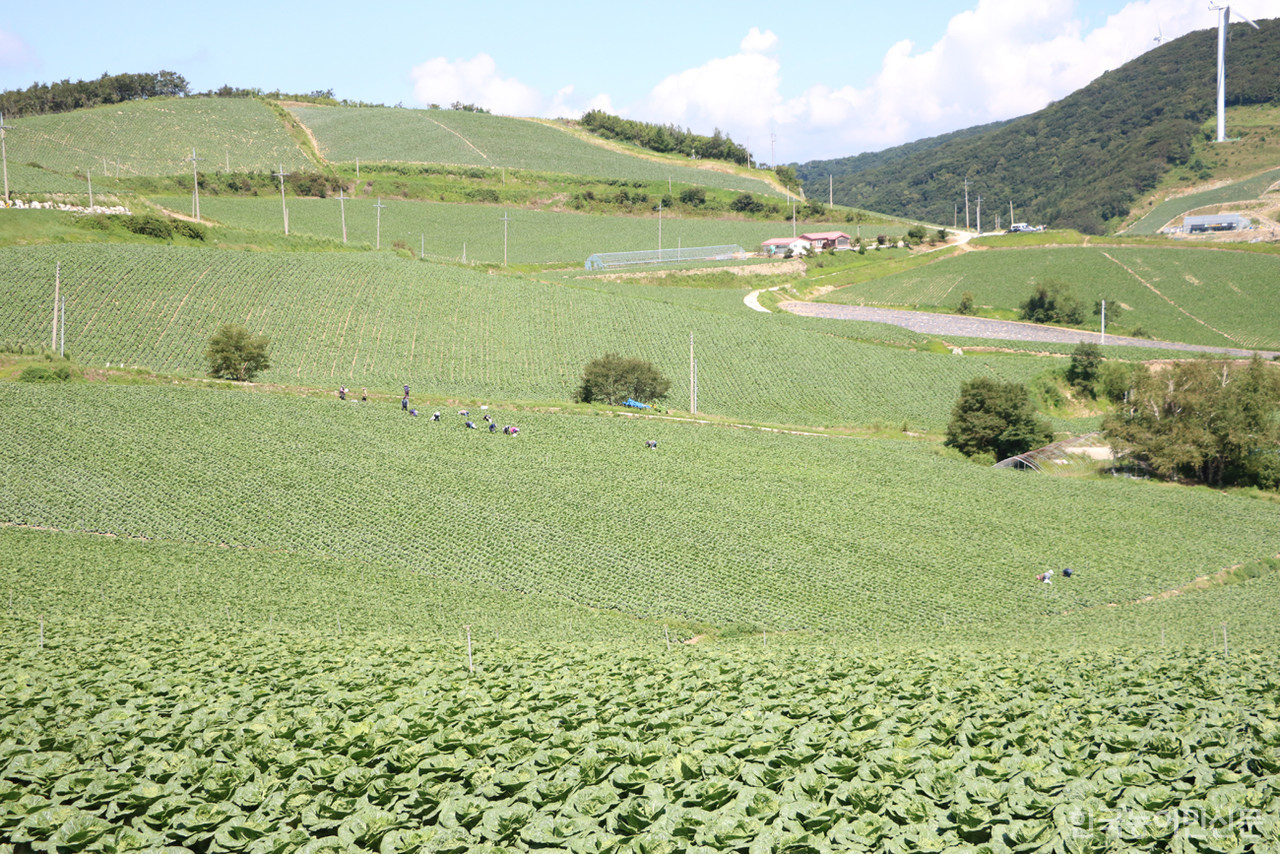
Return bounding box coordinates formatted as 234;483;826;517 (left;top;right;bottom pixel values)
206;324;271;382
730;193;763;214
1019;279;1085;325
956;292;976;316
576;354;671;406
18;365;71;383
122;214;174;240
172;220;207;241
1065;343;1103;396
944;377;1054;460
678;187;705;206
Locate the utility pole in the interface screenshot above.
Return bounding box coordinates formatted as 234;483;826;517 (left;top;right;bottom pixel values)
657;199;662;254
1101;300;1106;345
976;195;983;235
1010;200;1015;225
60;294;65;358
829;175;833;209
0;112;12;205
274;165;289;235
770;132;776;169
337;188;348;243
954;204;958;230
86;168;93;209
374;197;386;249
964;178;970;231
187;148;203;222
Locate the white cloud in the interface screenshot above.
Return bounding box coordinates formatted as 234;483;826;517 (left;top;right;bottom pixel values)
406;2;1280;160
409;54;543;116
740;27;778;54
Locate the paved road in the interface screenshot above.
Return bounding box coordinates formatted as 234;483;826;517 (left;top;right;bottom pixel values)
778;302;1280;359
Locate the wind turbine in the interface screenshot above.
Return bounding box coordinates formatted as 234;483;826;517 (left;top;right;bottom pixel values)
1209;3;1261;143
1153;17;1166;45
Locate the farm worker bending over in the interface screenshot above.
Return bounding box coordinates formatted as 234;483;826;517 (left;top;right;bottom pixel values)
432;411;441;421
402;395;409;411
465;420;476;429
646;439;657;449
339;386;347;400
489;422;497;432
361;388;367;402
410;409;419;416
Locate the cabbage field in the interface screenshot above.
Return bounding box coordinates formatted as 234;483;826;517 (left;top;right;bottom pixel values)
143;197;862;266
2;382;1277;637
2;98;312;178
286;106;783;197
3;612;1279;854
0;243;1061;431
818;246;1280;351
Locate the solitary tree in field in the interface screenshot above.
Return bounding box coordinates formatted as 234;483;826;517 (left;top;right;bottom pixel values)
945;377;1054;460
577;354;670;406
206;323;271;382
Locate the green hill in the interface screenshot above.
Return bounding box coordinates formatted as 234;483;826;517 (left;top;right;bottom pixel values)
797;21;1280;233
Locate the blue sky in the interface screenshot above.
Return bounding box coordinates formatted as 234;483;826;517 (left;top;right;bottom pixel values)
3;0;1278;161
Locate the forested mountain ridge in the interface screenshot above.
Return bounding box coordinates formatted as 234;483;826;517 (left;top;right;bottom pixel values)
796;22;1280;233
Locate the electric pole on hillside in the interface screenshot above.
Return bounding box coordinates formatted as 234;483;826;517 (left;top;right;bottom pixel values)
274;165;289;235
657;199;663;253
829;175;833;209
336;188;348;243
374;197;386;249
86;168;93;209
963;178;970;231
770;132;776;169
976;196;983;235
0;112;12;206
1010;200;1015;226
187;148;203;222
499;210;511;266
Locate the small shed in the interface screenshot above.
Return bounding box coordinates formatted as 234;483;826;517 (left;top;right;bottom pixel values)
800;231;853;250
1184;213;1250;233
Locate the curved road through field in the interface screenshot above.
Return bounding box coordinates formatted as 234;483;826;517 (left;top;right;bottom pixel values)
779;302;1280;359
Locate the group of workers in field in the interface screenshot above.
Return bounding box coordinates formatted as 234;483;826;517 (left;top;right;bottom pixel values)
338;384;522;436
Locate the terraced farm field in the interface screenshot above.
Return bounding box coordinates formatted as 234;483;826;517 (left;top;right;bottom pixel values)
0;243;1058;430
819;246;1280;351
3;98;311;178
3;382;1277;635
288;105;783;196
1126;166;1280;235
147;196;864;265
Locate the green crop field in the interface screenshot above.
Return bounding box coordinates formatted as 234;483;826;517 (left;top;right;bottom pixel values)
1126;167;1280;235
0;243;1064;430
288;105;784;196
2;379;1279;853
2;98;312;179
4;614;1279;854
2;382;1276;636
818;246;1280;350
146;196;857;265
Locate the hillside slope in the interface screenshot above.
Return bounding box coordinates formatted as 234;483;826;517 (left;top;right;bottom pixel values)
797;22;1280;233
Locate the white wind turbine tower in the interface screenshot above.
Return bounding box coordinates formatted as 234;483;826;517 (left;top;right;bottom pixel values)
1153;17;1166;45
1209;3;1261;143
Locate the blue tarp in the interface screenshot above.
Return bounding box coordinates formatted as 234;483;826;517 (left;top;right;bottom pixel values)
622;399;651;409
